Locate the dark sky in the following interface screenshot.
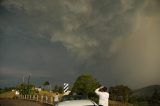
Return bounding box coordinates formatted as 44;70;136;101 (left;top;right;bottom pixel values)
0;0;160;89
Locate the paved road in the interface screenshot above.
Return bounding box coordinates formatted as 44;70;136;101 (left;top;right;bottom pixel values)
0;99;52;106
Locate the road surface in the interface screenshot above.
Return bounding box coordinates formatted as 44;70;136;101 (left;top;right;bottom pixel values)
0;99;52;106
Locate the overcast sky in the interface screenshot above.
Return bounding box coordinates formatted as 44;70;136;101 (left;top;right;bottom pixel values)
0;0;160;89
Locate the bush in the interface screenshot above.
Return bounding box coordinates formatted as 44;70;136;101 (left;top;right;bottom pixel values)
17;83;36;95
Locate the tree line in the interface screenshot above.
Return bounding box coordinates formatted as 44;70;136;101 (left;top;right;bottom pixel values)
1;74;160;105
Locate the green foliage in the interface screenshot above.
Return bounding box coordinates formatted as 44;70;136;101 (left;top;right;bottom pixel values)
72;74;100;102
43;81;50;86
130;85;160;105
109;85;133;103
16;83;36;95
72;74;100;95
42;81;50;90
148;89;160;106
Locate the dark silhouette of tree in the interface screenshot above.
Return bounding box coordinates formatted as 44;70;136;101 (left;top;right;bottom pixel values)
53;85;63;93
43;81;50;90
109;85;132;103
43;81;49;86
58;86;63;93
149;89;160;106
54;85;59;92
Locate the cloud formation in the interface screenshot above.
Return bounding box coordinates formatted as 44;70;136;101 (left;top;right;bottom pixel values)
0;0;160;88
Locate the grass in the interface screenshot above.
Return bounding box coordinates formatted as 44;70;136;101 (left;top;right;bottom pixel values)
38;90;63;98
132;102;149;106
109;100;137;106
0;91;16;99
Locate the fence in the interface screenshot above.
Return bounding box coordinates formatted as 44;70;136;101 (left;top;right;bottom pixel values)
19;94;55;105
18;95;141;106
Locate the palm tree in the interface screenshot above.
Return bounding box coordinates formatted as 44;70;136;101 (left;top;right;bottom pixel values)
43;81;50;90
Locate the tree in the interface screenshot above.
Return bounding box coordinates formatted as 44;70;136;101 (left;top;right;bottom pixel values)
53;85;63;93
149;89;160;106
17;83;35;95
43;81;49;86
54;85;59;92
72;74;101;102
58;86;63;93
109;85;132;103
43;81;50;90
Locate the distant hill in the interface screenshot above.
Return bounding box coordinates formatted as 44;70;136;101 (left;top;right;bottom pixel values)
132;85;160;97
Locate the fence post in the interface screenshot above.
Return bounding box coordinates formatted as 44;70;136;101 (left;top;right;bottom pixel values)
33;95;35;100
37;95;39;101
30;95;32;100
50;96;53;105
45;96;48;103
41;95;44;102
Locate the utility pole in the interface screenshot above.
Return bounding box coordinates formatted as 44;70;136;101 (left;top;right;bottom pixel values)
27;74;30;94
49;85;52;92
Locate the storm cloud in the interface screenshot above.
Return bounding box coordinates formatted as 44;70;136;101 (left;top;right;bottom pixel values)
0;0;160;89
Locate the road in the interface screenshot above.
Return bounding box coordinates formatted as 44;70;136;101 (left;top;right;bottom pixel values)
0;99;52;106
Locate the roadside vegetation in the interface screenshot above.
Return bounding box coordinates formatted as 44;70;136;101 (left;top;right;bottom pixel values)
0;74;160;106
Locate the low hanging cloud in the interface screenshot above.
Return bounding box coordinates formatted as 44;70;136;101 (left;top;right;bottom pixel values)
0;0;160;88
